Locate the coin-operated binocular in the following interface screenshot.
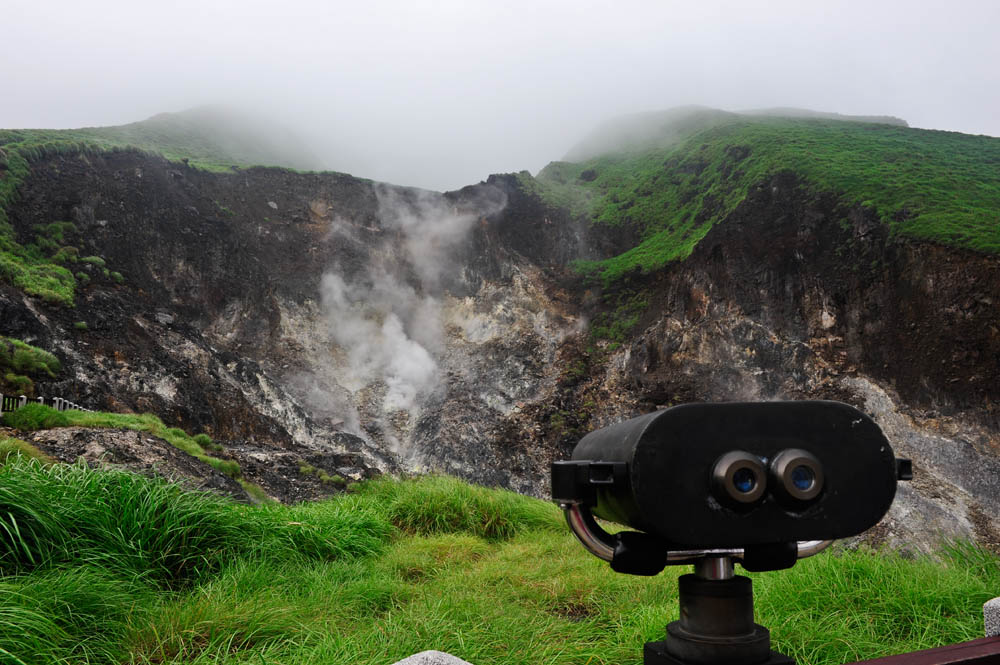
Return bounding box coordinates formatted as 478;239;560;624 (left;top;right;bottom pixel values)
551;401;912;665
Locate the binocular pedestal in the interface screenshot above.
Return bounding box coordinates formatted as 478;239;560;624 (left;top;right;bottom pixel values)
644;558;794;665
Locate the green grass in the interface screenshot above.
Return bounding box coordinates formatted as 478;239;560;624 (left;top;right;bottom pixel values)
2;403;250;484
0;464;995;665
352;475;564;541
299;462;347;487
0;436;53;467
0;143;123;306
0;337;61;396
534;115;1000;285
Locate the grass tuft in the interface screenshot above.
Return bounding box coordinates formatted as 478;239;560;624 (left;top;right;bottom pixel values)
0;458;391;584
355;475;564;541
0;436;54;467
0;337;61;395
0;466;995;664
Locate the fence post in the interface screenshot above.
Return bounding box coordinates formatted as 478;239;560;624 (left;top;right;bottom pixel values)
19;395;26;408
54;397;63;411
37;396;44;405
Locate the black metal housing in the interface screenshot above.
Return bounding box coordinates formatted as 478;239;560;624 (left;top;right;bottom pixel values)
562;401;899;548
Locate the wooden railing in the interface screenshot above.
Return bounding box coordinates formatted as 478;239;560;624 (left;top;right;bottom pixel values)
847;637;1000;664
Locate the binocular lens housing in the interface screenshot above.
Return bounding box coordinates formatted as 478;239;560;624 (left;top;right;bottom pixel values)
554;401;902;548
712;451;766;505
771;448;824;502
711;448;825;508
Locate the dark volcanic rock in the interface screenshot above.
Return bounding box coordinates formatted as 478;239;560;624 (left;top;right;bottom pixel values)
8;425;380;504
18;426;247;498
2;151;998;554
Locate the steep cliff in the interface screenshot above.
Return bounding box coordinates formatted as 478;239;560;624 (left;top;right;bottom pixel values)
1;111;998;552
550;172;1000;551
1;150;588;498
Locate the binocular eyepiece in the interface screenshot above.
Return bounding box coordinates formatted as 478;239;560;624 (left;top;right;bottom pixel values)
711;447;823;508
552;401;911;575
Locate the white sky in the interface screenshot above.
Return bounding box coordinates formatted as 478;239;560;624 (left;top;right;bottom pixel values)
3;0;998;190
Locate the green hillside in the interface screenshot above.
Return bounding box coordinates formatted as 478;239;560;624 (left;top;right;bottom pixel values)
0;106;321;173
531;111;1000;284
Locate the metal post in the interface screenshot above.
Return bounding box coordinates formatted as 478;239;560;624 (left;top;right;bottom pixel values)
645;556;793;665
695;556;735;580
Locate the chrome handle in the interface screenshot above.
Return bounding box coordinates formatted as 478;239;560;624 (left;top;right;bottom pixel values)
559;502;834;566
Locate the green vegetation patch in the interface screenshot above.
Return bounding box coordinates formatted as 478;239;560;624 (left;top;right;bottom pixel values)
588;288;649;348
2;403;248;484
0;435;53;467
0;337;60;396
354;475;564;541
0;465;995;664
0;458;387;583
535;116;1000;284
299;462;347;487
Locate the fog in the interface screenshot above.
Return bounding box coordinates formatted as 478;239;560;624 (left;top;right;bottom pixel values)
3;0;998;191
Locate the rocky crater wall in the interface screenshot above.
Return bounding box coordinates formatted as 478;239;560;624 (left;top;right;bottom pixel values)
2;152;998;552
563;173;1000;552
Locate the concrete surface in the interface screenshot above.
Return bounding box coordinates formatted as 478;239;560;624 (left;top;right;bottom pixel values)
985;597;1000;637
390;651;475;665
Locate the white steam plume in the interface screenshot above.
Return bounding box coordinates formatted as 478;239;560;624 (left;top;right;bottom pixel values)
320;271;440;412
317;184;506;431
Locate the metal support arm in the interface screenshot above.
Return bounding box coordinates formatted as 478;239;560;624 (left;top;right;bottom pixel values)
560;502;833;568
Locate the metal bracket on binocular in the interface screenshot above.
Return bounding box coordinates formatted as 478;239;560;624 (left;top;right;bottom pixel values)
557;495;834;575
551;401;912;665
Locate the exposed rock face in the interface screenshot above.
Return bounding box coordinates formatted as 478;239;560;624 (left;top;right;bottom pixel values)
8;425;245;497
2;152;585;498
2;153;998;552
551;173;1000;553
6;424;377;504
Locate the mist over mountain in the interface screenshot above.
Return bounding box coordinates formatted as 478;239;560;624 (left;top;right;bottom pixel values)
105;106;325;170
1;104;999;556
17;106;325;172
563;106;910;162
